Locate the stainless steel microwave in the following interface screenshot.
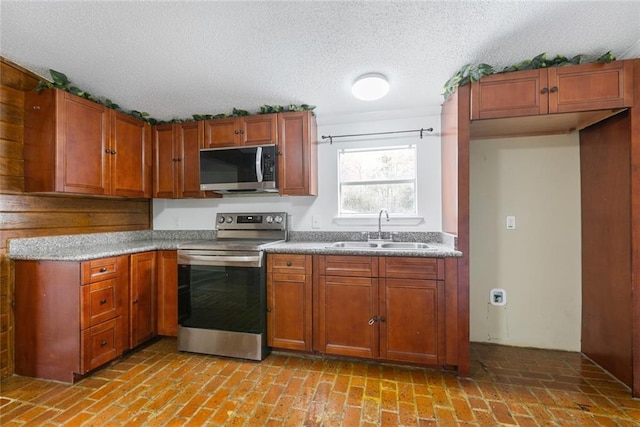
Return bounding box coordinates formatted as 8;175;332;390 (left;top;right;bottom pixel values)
199;144;278;193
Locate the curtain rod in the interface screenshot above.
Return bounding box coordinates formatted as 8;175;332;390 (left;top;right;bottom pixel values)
321;127;434;144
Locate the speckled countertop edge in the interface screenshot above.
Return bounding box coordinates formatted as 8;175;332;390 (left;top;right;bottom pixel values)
8;230;461;261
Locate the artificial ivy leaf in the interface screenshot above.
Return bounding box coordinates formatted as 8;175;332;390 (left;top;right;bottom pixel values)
35;80;52;91
49;69;69;86
596;51;615;63
69;86;84;96
213;113;227;119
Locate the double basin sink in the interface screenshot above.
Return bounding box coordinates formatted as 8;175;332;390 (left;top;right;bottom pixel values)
328;241;436;251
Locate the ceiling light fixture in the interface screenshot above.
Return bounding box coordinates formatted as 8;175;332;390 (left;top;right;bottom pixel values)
351;73;390;101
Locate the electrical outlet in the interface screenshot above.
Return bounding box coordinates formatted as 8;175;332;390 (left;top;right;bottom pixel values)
311;215;320;229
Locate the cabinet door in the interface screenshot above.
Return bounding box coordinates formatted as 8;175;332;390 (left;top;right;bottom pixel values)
277;111;318;196
471;69;548;120
548;61;634;113
241;114;277;146
316;275;378;358
157;250;178;336
204;117;239;148
266;254;312;351
379;278;444;364
177;121;209;198
58;91;111;194
152;124;177;198
110;111;151;197
129;251;157;348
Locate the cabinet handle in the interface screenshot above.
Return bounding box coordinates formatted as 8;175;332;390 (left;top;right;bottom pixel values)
368;317;377;325
33;105;41;110
100;298;107;305
541;87;549;94
550;86;558;93
101;340;108;347
99;267;107;272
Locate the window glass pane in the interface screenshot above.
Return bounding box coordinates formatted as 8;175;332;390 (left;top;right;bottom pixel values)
339;147;415;182
338;145;417;216
341;183;415;214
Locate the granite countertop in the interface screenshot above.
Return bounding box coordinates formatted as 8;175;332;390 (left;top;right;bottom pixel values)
7;230;461;261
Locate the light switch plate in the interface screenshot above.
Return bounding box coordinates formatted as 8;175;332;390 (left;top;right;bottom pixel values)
506;215;516;230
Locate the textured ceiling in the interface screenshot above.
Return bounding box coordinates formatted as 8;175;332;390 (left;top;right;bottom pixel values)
1;1;639;124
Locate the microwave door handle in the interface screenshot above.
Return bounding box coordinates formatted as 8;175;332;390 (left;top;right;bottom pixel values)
255;146;264;182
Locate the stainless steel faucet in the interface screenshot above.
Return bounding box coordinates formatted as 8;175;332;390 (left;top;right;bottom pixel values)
377;208;389;240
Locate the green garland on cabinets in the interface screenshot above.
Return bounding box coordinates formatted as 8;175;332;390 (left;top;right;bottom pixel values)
443;51;617;99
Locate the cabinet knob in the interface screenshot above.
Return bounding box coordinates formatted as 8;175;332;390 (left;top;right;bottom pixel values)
234;130;239;134
133;299;139;304
99;267;107;272
100;298;107;305
368;317;377;325
105;149;111;154
33;105;41;110
541;87;549;94
550;86;558;93
101;340;108;347
266;307;271;313
239;130;245;134
286;261;292;266
111;150;116;155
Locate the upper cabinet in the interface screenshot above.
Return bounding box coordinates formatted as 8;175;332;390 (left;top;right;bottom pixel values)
471;61;634;120
278;111;318;196
203;114;277;148
153;121;219;199
24;88;151;197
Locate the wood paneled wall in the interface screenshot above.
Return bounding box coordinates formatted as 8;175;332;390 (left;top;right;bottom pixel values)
0;58;152;378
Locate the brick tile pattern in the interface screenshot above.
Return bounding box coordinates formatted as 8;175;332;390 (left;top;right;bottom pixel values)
0;339;637;426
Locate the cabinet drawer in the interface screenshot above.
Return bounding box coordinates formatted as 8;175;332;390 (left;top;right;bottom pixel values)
380;257;443;280
82;257;122;283
80;317;123;372
81;278;121;328
268;254;310;274
319;256;377;277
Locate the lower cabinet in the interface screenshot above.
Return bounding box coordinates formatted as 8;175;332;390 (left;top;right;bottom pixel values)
316;255;447;365
156;250;178;336
15;256;128;383
268;253;453;368
266;254;313;351
129;251;157;348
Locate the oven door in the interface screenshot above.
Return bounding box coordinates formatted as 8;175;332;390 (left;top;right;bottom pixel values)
178;262;266;333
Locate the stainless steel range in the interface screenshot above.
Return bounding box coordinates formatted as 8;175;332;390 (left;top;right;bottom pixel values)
177;212;287;360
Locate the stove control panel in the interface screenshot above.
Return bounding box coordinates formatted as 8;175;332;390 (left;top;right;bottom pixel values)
215;212;287;231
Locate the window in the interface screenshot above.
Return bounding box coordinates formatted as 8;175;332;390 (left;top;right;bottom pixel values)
338;145;417;216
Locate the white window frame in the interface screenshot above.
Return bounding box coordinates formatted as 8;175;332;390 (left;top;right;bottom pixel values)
337;144;418;217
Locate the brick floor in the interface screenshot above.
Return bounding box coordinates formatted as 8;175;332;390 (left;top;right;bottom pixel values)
1;338;638;426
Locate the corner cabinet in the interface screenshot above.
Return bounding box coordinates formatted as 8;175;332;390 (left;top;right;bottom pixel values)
266;254;313;351
24;88;151;197
471;61;634;120
15;256;129;383
278;111;318;196
204;114;277;148
152;121;219;199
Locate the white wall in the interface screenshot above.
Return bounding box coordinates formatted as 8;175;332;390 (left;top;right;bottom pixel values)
153;113;443;232
469;134;582;351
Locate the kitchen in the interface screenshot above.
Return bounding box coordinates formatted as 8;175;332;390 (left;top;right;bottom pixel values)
2;1;640;425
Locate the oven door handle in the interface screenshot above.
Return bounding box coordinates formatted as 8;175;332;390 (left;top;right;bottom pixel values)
179;254;263;267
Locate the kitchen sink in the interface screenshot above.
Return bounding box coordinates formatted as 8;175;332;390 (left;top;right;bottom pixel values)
329;241;379;249
378;242;431;249
328;241;436;251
